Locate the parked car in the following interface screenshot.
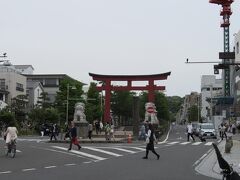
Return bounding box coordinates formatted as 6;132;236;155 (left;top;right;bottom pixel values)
192;122;201;136
199;123;217;139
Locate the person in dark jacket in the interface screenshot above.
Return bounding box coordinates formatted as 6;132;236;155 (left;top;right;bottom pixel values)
142;123;160;160
50;124;57;141
68;121;81;151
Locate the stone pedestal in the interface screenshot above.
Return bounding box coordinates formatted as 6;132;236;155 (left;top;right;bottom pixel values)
74;121;88;139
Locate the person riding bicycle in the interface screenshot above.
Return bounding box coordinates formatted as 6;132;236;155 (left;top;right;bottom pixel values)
4;122;18;153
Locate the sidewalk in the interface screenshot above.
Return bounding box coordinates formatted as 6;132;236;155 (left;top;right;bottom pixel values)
48;130;133;143
195;134;240;179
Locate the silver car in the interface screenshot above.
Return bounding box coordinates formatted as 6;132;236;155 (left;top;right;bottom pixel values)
199;123;217;139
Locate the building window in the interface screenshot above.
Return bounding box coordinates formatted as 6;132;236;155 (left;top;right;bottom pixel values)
16;83;24;92
0;79;5;90
45;78;57;86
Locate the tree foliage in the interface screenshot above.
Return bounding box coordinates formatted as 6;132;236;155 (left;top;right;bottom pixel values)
55;77;84;124
85;82;102;123
139;91;170;121
0;110;16;128
187;105;198;122
111;91;135;123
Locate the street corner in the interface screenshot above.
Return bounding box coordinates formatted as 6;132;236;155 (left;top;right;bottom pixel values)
221;140;240;174
194;147;222;179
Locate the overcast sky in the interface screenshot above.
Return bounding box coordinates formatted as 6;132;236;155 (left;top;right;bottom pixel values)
0;0;240;97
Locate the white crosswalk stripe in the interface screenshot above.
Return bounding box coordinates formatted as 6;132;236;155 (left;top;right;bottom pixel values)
161;141;215;146
180;142;191;145
83;147;122;157
204;142;213;146
167;141;179;145
111;148;136;154
52;146;106;161
192;142;202;145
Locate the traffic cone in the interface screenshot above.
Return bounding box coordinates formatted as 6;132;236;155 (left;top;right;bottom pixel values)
127;134;132;143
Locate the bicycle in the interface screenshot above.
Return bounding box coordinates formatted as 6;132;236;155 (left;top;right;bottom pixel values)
212;143;240;180
5;139;17;158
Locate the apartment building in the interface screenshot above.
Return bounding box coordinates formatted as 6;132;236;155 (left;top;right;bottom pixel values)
201;75;223;121
25;74;74;103
0;63;27;105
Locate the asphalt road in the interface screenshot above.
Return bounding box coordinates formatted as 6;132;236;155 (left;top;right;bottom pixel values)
0;125;219;180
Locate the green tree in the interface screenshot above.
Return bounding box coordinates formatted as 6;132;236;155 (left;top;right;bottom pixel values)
155;92;170;121
28;107;59;131
167;96;183;122
55;77;84;125
85;82;102;123
187;105;198;122
10;95;28;126
139;91;170;121
0;110;16;127
37;92;51;108
111;91;135;125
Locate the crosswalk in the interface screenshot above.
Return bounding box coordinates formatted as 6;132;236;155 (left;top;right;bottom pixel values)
49;145;145;162
159;140;220;146
46;140;217;162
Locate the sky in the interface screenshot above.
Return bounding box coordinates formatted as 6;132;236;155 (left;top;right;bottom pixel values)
0;0;240;97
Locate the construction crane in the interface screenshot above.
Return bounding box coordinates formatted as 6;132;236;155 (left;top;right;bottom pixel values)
209;0;234;97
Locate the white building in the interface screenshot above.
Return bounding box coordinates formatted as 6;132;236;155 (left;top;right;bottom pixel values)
14;65;34;75
0;63;27;105
26;80;44;110
201;75;223;121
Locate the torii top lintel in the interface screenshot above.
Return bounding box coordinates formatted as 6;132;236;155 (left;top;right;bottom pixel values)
89;72;171;81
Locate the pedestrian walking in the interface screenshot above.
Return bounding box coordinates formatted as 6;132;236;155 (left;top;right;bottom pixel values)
104;122;111;141
50;123;57;141
40;124;44;138
110;123;115;141
95;120;100;135
68;121;81;151
99;121;103;134
88;123;93;140
186;122;195;142
142;123;160;160
219;123;227;140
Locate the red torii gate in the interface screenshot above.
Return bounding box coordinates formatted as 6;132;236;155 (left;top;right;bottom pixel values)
89;72;171;122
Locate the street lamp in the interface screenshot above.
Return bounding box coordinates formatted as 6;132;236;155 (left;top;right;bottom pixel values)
65;84;76;125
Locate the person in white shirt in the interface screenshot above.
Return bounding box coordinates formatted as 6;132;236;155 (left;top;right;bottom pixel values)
186;122;195;142
4;123;18;152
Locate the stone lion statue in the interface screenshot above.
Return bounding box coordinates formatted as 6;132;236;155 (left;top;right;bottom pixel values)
145;102;159;124
73;102;87;123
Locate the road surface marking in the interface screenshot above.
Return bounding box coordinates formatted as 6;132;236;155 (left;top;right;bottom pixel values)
52;146;106;161
180;142;191;145
16;150;21;152
193;153;208;166
111;148;136;154
64;163;76;166
83;147;122;157
167;141;179;145
0;171;12;174
204;142;213;146
83;161;92;164
128;147;145;151
44;166;57;169
22;168;36;172
192;142;202;145
158;141;167;144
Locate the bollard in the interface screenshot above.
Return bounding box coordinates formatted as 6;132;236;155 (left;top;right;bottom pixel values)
127;134;132;143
